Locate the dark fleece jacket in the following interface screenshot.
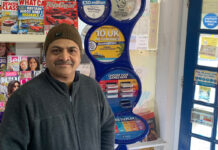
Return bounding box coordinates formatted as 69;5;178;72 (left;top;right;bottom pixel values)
0;69;115;150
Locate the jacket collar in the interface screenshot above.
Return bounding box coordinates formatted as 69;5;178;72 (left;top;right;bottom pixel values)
43;68;80;96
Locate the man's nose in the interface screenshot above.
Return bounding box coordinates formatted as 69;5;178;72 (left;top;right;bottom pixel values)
60;50;70;61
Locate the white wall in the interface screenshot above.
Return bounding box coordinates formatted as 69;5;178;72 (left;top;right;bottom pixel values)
156;0;189;150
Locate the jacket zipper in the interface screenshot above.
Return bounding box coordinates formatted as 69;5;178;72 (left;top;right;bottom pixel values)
70;96;81;150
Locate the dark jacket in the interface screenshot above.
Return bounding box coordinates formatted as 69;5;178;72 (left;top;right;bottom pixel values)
0;69;115;150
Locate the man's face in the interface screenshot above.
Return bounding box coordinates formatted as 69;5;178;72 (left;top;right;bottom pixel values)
46;39;81;81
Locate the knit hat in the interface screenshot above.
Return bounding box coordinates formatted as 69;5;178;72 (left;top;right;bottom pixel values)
44;23;83;55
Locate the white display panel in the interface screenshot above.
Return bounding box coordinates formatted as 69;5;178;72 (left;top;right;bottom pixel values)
194;85;216;104
200;0;218;30
197;34;218;68
191;104;214;137
190;137;211;150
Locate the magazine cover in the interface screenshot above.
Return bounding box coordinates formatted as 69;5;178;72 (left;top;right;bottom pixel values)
7;55;19;71
27;56;40;71
0;85;7;122
0;57;7;71
19;70;32;85
1;0;18;34
18;0;44;34
138;112;158;142
0;43;16;57
19;56;28;71
0;94;7;114
7;56;28;71
0;71;19;87
0;71;19;122
44;1;78;34
7;42;16;55
0;82;8;114
0;4;2;33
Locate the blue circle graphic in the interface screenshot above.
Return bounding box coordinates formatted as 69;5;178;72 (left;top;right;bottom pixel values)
203;13;218;29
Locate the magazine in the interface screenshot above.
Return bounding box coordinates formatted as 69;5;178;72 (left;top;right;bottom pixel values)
0;84;7;117
7;55;19;71
138;112;158;142
0;71;19;87
27;56;40;71
0;57;7;71
0;71;19;122
7;56;28;71
18;0;44;34
1;0;18;34
0;84;7;113
7;43;16;55
44;1;78;34
0;4;2;33
19;56;28;71
19;70;32;85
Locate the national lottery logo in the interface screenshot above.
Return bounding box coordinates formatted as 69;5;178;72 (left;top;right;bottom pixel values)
89;41;97;51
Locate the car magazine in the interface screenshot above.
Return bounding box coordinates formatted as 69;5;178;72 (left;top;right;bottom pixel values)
44;1;78;34
18;0;44;34
1;0;18;34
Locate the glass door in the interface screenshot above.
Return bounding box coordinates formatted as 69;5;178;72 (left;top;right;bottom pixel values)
178;0;218;149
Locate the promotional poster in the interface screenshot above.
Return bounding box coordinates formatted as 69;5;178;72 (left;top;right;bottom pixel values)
88;25;125;62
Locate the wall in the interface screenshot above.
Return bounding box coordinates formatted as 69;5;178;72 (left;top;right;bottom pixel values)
156;0;188;150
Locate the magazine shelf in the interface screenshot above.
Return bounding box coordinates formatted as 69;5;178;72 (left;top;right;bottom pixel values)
0;34;45;43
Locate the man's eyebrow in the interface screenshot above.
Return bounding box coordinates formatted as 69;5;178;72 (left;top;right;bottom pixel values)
68;46;79;49
50;45;78;49
50;45;63;49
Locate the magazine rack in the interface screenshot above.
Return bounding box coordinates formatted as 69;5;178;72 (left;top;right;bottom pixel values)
80;0;148;149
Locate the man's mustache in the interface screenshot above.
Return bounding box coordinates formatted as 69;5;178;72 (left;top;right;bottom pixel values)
54;60;74;65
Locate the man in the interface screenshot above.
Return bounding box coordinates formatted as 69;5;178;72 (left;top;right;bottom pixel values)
0;23;115;150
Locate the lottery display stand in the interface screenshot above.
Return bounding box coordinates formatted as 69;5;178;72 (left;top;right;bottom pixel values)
77;0;111;25
78;0;148;149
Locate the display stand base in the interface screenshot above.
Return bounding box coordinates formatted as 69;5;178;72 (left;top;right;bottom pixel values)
116;145;128;150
